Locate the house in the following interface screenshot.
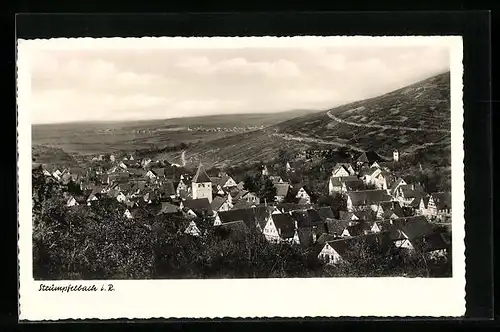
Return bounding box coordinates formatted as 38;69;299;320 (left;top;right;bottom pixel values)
318;232;391;265
231;199;255;210
331;163;355;178
242;191;260;205
342;179;366;192
274;182;291;202
66;196;79;207
262;165;269;176
156;202;181;216
158;181;176;200
316;206;336;221
418;231;451;258
429;192;452;219
191;164;213;203
376;201;405;220
118;161;128;170
180;198;213;218
355;151;386;166
269;175;284;184
215;208;257;229
317;239;349;265
141;158;152;168
324;219;351;238
389;216;435;250
291;210;323;230
389;178;408;196
176;179;188;196
417;195;432;217
294;186;312;204
285;162;294;172
328;175;359;195
219;220;250;238
184;220;201;237
151;168;165;179
211;195;232;214
346;190;393;212
263;213;298;244
396;184;425;206
124;208;134;219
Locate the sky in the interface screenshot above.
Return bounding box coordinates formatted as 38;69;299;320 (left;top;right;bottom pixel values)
22;38;451;124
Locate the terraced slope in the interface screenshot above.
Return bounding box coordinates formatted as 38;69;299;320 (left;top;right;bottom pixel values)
275;72;451;157
159;72;452;167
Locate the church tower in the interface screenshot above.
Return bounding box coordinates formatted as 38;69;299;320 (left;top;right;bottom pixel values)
192;163;212;203
393;149;399;162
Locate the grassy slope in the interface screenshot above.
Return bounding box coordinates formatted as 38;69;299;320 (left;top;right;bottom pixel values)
276;72;451;156
31;110;318;156
166;72;451;167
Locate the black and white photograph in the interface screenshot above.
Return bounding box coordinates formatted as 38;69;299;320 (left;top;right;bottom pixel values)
18;36;465;319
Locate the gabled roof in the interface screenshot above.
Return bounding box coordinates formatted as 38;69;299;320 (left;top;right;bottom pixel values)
329;175;359;187
218;208;256;230
316;233;337;245
182;198;213;217
192;164;212;183
343;179;365;191
151;168;165;177
253;206;271;229
232;200;254;210
347;190;393;206
220;220;249;234
159;181;176;196
356;151;386;164
274;182;290;197
324;219;350;235
390;216;434;241
271;213;296;239
346;222;373;236
431;192;452;211
157;202;180;215
316;206;335;221
211;196;227;211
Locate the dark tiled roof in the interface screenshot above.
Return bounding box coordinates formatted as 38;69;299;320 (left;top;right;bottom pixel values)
347;190;393;206
219;208;256;230
317;207;335;221
157;202;180;215
271;213;296;239
183;198;213;217
274;182;290;197
356;151;386;164
324;219;350;235
192;164;211;183
211;196;227;211
431;192;452;211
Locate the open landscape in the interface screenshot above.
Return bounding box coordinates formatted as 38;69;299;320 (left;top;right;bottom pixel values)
29;41;453;281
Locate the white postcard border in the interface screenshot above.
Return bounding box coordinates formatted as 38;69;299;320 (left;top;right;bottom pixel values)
18;36;465;320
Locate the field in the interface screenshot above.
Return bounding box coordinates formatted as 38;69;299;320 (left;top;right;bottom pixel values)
275;72;451;157
32;110;318;156
32;72;451;171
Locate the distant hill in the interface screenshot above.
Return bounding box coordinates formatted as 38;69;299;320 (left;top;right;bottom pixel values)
166;72;451;167
32;109;320;156
276;72;451;156
32;145;78;168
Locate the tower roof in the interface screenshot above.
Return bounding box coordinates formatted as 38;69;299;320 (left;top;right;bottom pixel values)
192;164;211;183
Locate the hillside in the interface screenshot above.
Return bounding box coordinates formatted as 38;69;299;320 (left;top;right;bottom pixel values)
276;72;451;156
32;145;78;168
164;72;451;167
32;109;319;156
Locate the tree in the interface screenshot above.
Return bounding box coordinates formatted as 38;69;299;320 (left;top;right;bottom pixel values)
258;178;277;203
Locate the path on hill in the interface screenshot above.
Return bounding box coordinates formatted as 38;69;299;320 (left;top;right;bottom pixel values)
326;111;450;133
271;133;366;153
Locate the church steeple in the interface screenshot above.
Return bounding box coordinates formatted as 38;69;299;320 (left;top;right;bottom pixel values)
191;163;212;202
192;163;211;183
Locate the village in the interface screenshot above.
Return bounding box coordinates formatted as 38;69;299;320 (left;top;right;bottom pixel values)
33;147;452;269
